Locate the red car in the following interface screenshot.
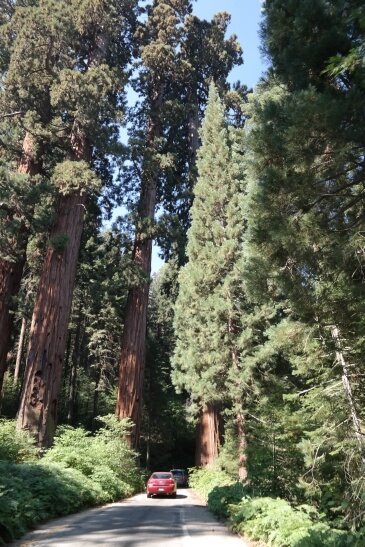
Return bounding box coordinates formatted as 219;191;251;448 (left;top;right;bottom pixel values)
146;472;177;498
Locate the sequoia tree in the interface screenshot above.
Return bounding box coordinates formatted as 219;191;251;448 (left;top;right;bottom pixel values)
16;0;137;447
115;1;243;451
0;1;51;400
115;0;194;450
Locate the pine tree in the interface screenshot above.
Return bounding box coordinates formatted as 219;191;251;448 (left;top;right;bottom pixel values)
172;84;248;473
243;0;365;523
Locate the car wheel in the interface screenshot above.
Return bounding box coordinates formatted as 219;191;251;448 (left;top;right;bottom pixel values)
172;492;176;498
147;493;151;498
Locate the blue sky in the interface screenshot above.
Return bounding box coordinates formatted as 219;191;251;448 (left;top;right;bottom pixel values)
192;0;266;89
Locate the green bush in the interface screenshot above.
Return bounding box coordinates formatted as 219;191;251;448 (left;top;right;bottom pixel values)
42;415;145;495
188;466;235;501
0;416;145;545
0;419;39;463
0;461;103;544
208;482;248;519
187;466;364;546
229;497;363;546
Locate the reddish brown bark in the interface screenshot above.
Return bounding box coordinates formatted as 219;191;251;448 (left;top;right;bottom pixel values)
0;132;42;398
115;86;163;450
195;403;221;467
17;122;92;447
17;189;87;446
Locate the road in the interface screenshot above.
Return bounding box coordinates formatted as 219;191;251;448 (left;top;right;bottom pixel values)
9;489;255;547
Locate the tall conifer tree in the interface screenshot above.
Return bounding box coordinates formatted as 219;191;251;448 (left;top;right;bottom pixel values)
172;84;247;473
115;2;243;451
243;0;365;522
0;1;52;400
115;0;193;450
14;0;137;447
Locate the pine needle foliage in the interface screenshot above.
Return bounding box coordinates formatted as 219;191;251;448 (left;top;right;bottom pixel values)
172;83;247;414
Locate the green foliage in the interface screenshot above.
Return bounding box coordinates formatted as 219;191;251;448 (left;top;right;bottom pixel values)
51;160;101;196
187;466;236;501
186;467;364;545
42;415;145;495
172;83;247;413
0;373;22;419
0;460;104;544
48;233;70;254
229;497;363;547
0;416;144;544
207;482;248;519
241;0;365;531
0;419;38;463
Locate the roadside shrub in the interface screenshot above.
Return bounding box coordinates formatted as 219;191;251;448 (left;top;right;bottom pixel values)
0;415;145;544
42;415;145;497
0;460;103;545
0;419;39;463
188;466;235;501
90;467;133;501
208;482;248;519
229;496;363;546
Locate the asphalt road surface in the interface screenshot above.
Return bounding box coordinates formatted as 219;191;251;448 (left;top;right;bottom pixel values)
9;489;255;547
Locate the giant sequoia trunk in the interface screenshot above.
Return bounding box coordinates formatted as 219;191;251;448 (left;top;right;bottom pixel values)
114;241;152;449
17;124;92;447
195;403;222;466
0;132;42;399
17;190;87;446
115;86;163;450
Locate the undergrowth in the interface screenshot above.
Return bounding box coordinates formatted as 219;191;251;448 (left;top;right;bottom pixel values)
0;416;145;545
189;466;365;547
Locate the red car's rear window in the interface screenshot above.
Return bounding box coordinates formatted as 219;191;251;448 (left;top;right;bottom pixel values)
151;473;173;480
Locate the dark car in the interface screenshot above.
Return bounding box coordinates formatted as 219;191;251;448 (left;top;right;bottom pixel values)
170;468;189;487
146;472;177;498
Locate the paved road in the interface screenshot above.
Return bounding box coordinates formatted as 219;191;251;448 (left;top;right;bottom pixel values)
9;489;254;547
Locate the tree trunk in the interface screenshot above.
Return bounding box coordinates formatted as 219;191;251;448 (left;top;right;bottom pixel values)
67;315;82;425
195;402;221;467
331;325;365;466
0;132;42;400
13;317;27;385
237;410;247;481
17;186;88;447
115;85;163;450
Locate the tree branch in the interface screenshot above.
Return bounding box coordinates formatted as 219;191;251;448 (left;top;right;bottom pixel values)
0;111;24;119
